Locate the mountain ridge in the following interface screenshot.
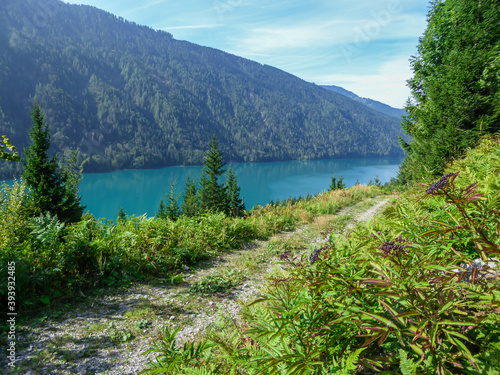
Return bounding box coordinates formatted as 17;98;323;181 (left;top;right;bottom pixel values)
322;85;406;119
0;0;405;178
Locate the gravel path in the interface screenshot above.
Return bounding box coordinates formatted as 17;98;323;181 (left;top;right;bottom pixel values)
2;197;392;375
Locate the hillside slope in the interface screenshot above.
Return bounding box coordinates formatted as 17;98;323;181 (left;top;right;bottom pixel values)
0;0;404;178
322;85;406;119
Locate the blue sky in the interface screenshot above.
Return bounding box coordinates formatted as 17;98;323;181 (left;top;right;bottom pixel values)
64;0;430;108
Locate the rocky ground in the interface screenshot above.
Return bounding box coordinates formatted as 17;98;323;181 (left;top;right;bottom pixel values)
1;196;392;375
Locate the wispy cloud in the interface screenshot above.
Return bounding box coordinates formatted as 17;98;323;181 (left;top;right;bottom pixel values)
233;13;425;55
121;0;167;17
309;56;414;108
158;24;221;31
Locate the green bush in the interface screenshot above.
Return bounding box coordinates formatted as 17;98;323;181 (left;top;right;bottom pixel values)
143;134;500;374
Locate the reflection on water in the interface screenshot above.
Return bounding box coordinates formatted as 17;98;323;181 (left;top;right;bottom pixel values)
79;157;402;219
1;158;403;219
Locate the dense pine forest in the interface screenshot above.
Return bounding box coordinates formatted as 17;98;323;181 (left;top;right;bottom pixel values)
0;0;405;179
1;0;500;373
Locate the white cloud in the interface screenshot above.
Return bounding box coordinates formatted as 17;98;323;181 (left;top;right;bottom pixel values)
310;57;413;108
158;24;221;30
234;13;425;56
121;0;167;17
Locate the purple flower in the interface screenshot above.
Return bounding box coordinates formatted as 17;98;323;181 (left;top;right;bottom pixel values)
309;248;322;265
426;172;459;195
379;236;408;256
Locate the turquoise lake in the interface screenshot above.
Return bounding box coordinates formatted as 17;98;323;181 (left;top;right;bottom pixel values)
76;157;403;219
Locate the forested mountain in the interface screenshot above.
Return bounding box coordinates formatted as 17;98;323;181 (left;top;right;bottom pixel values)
0;0;405;179
322;85;406;119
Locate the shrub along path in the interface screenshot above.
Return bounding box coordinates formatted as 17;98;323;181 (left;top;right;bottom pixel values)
2;195;393;375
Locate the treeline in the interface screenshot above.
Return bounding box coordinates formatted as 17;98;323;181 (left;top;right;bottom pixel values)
155;135;245;220
0;0;404;179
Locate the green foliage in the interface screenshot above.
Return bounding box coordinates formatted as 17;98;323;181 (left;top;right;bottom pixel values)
157;179;181;220
0;135;20;162
225;164;245;217
23;105;85;223
181;176;200;217
117;206;127;222
400;0;500;181
143;135;500;374
140;326;216;374
189;270;244;296
28;212;65;258
198;135;228;215
329;174;346;191
0;181;379;314
0;179;32;250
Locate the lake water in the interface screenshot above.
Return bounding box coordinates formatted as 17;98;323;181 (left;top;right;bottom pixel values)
77;157;403;219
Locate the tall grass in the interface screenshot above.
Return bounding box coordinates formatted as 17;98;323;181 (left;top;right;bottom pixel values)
142;134;500;374
0;179;379;312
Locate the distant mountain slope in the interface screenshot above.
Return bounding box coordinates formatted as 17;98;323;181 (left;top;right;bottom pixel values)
0;0;404;178
322;85;406;119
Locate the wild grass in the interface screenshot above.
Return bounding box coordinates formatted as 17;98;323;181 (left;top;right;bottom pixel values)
141;134;500;375
0;180;380;314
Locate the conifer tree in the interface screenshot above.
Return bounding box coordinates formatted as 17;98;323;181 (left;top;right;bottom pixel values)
156;199;168;219
23;105;85;223
329;174;345;191
197;135;228;214
181;175;199;217
157;179;181;220
399;0;500;182
225;164;245;217
117;207;127;222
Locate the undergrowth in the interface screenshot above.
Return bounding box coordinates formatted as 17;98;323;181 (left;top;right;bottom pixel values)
141;134;500;374
0;182;378;314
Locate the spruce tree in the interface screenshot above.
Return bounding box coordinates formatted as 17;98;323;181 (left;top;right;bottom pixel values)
156;199;168;219
198;135;228;214
23;105;85;223
181;175;199;217
156;179;181;220
399;0;500;182
225;164;245;217
117;207;127;222
329;174;345;191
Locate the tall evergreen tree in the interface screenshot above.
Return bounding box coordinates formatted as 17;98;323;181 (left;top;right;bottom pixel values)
181;175;199;217
399;0;500;182
23;105;85;223
197;135;228;214
225;164;245;217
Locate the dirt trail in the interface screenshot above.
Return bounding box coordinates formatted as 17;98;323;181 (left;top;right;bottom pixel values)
4;196;392;375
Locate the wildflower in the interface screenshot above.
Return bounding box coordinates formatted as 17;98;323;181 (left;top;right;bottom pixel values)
309;248;322;265
426;172;459;195
379;236;408;256
280;250;292;260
